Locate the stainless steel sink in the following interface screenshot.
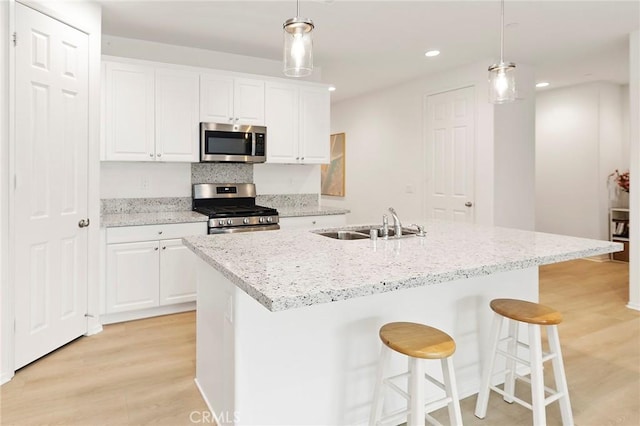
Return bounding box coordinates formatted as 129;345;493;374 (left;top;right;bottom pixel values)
317;230;370;240
315;226;422;240
348;226;420;238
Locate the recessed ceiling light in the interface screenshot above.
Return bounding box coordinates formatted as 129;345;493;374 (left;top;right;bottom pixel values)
424;50;440;57
536;82;550;88
328;85;336;92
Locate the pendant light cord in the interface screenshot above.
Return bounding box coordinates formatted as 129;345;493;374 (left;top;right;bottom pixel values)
297;0;300;17
500;0;505;63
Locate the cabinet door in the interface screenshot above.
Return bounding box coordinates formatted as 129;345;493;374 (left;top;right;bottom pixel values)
200;74;234;123
299;87;330;164
155;69;199;162
106;241;160;313
104;62;155;161
234;78;265;125
265;82;299;163
159;239;197;305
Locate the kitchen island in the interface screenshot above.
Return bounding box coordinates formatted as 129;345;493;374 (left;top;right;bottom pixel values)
183;221;621;425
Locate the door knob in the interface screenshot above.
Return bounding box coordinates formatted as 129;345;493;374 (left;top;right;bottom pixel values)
465;202;473;207
78;218;90;228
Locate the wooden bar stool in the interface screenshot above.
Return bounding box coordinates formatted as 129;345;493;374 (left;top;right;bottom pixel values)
370;322;463;426
474;299;574;425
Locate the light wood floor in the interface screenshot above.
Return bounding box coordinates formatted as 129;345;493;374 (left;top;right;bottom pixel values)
1;259;638;425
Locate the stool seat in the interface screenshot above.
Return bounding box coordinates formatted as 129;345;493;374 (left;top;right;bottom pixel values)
380;322;456;359
490;298;563;325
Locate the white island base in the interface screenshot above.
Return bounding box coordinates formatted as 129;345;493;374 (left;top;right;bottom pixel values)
194;257;538;426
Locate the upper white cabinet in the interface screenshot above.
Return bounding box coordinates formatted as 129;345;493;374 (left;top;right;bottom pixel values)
104;62;155;161
155;69;200;162
200;74;265;125
265;82;330;164
103;61;199;162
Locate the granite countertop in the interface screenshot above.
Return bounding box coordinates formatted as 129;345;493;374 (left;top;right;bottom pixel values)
101;211;208;227
277;206;350;218
101;206;349;227
183;221;622;312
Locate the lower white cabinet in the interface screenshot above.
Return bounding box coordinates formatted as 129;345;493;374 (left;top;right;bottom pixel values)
104;222;206;315
106;241;160;313
279;214;347;230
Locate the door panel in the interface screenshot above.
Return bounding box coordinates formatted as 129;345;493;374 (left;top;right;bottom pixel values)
14;3;89;369
425;87;475;222
159;239;197;305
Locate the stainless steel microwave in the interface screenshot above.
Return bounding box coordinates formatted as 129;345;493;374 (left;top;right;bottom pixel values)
200;122;267;163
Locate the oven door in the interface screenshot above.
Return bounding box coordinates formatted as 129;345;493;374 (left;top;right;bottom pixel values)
208;224;280;234
200;122;266;163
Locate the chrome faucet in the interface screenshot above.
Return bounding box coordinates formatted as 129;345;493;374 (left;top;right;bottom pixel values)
388;207;402;237
381;215;389;238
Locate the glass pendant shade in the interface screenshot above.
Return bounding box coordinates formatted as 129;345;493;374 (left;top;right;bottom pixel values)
488;62;516;103
283;17;314;77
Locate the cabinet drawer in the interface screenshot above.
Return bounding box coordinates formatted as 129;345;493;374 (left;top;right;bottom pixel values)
106;222;207;244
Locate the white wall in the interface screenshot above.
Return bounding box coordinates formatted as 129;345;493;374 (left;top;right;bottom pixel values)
100;36;322;199
322;59;535;228
629;30;639;310
102;34;321;83
253;164;320;195
536;82;627;240
1;0;10;385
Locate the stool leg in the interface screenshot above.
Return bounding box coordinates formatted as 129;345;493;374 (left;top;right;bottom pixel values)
528;324;546;426
370;344;391;426
503;319;518;403
547;325;574;426
475;312;504;419
441;357;463;426
408;357;425;426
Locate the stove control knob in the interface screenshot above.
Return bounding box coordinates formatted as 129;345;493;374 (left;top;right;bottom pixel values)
243;218;250;224
267;217;273;223
218;220;225;226
259;217;265;224
227;219;233;225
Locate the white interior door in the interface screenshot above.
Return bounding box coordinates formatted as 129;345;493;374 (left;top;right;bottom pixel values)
13;3;89;369
425;86;475;222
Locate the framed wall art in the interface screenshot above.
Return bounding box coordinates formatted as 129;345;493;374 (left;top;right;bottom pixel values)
321;133;346;197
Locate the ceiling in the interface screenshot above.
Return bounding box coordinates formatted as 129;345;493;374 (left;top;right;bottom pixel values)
99;0;640;102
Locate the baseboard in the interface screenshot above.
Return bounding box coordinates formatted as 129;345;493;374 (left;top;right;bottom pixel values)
1;370;14;385
100;302;196;325
85;323;103;336
582;254;611;262
626;301;640;311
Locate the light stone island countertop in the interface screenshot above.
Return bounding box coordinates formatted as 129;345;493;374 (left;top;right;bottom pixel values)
183;220;622;312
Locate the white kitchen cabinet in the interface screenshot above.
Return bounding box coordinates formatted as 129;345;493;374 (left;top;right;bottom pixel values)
103;61;199;162
200;74;265;125
104;61;155;161
159;238;199;305
106;240;160;313
104;222;206;316
279;214;346;230
155;69;200;161
265;82;330;164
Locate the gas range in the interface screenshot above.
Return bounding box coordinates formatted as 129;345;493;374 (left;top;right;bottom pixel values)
193;183;279;234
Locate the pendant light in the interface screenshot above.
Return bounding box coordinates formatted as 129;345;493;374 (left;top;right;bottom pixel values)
283;0;314;77
488;0;516;103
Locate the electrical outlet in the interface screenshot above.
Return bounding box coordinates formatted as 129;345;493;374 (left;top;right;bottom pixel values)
141;177;149;191
405;185;414;194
